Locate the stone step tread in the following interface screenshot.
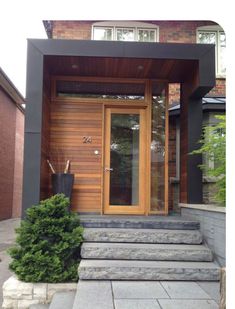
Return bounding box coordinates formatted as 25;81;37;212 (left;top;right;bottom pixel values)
80;215;195;221
49;291;76;309
29;305;50;309
81;242;212;261
80;216;200;230
78;260;220;281
79;259;219;268
83;228;202;244
82;242;209;250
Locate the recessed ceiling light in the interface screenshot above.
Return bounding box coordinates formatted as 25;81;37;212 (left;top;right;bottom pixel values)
137;65;144;71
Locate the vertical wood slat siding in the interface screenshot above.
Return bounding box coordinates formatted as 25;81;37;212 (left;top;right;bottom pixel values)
50;101;103;212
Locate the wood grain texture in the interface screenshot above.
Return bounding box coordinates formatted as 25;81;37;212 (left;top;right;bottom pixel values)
40;76;169;215
40;86;51;201
50;100;103;212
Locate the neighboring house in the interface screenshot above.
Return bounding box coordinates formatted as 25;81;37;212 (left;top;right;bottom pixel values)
22;20;225;216
0;68;25;220
169;97;225;210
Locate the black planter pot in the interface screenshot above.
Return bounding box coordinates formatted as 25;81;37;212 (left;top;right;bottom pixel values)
51;173;74;200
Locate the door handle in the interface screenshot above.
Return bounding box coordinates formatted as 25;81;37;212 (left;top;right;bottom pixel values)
105;167;113;172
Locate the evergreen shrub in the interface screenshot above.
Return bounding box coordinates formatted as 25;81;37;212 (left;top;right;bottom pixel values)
8;194;83;282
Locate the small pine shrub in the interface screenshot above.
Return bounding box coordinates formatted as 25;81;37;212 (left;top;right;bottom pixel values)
8;194;83;283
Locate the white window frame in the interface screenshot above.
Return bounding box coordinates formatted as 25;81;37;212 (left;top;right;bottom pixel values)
115;27;135;41
92;21;159;43
137;28;157;42
92;26;114;40
197;25;226;78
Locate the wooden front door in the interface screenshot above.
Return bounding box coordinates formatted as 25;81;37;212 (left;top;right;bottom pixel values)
104;107;147;214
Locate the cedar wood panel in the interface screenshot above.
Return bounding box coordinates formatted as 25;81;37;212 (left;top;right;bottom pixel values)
50;100;102;212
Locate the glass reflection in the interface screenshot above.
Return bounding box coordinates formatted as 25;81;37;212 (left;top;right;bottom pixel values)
151;85;166;211
110;114;139;205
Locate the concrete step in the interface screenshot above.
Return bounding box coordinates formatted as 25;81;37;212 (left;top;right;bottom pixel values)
81;243;213;261
83;228;203;244
49;291;76;309
78;260;220;281
79;215;200;230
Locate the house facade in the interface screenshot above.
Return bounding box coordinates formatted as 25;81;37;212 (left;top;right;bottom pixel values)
22;20;225;216
0;68;25;220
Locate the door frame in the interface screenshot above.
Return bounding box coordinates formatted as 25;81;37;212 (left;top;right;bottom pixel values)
103;106;147;215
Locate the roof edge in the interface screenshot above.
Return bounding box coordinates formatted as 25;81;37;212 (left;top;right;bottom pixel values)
0;67;25;109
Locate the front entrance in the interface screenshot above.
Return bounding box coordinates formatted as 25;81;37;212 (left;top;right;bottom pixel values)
48;76;168;215
104;107;147;214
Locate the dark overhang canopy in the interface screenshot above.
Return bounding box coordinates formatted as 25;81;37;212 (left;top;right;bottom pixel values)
28;38;215;92
25;39;215;132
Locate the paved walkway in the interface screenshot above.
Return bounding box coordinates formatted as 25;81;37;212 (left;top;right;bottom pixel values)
0;218;21;308
0;219;220;309
75;280;220;308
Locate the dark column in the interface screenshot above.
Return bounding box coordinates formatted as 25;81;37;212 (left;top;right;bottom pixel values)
180;83;203;204
21;41;44;217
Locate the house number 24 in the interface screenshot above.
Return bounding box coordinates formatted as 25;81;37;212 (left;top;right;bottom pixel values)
83;136;92;144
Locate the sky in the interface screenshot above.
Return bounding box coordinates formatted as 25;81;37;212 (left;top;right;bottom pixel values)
1;0;233;97
1;1;235;305
0;19;46;96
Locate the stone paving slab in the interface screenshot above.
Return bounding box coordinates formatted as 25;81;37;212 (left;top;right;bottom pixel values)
197;281;220;303
50;291;75;309
73;281;114;309
112;281;169;299
72;280;220;309
160;281;211;299
0;218;20;307
158;299;218;309
114;299;161;309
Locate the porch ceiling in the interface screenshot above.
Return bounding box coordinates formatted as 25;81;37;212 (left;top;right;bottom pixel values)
44;55;198;83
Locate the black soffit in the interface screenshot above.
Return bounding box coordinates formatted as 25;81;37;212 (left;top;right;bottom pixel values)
28;39;215;89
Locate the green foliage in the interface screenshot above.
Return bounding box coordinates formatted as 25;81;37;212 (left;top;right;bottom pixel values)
191;115;226;205
8;194;83;283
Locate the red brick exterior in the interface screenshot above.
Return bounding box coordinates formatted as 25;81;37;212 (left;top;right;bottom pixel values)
0;90;16;220
0;73;24;220
12;107;24;218
52;21;92;39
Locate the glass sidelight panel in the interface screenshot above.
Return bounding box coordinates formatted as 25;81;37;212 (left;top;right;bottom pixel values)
109;114;140;205
151;83;167;212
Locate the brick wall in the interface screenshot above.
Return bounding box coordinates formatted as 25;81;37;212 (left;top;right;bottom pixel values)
156;20;216;43
0;89;16;220
208;79;226;97
51;20;218;43
12;107;24;218
52;21;92;39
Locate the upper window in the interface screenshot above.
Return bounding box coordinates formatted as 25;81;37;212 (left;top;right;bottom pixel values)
197;26;226;77
92;21;158;42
